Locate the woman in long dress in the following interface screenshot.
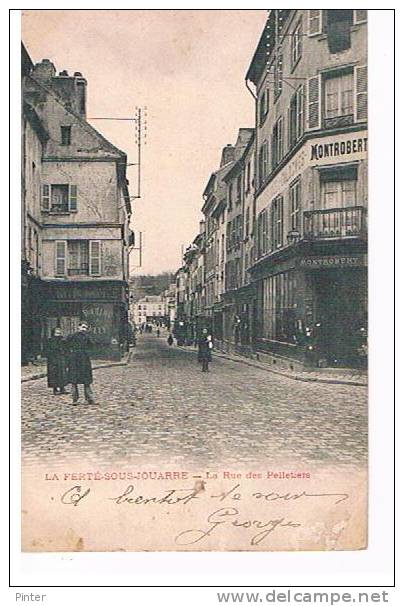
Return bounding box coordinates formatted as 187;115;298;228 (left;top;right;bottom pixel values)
46;327;69;395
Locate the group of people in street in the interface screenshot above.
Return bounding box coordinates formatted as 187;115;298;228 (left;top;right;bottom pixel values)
46;321;96;405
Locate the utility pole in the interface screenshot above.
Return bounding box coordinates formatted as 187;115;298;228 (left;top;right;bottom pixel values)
89;109;147;269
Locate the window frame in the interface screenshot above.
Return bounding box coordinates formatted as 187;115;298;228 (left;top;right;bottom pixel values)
324;71;354;121
289;178;301;232
271;195;284;250
308;9;323;37
274;53;283;102
291;18;303;69
61;125;72;146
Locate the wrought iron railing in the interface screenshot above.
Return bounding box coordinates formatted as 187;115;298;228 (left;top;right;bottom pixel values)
303;206;366;239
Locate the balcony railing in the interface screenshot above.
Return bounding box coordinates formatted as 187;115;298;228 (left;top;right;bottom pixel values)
303;206;366;240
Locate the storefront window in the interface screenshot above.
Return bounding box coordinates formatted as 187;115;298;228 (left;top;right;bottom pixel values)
262;271;298;343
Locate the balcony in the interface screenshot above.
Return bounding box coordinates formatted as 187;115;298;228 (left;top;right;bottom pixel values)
303;206;366;240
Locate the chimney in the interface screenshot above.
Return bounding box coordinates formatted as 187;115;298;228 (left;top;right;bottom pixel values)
32;59;87;118
220;144;235;167
32;58;56;83
51;71;88;118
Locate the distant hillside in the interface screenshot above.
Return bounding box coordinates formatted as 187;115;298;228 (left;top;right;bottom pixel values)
129;272;175;301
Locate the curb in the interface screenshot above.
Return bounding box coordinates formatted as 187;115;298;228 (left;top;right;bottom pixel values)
178;346;367;387
21;351;133;383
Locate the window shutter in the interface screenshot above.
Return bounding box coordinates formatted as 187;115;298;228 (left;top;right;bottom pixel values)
307;75;321;130
42;184;50;211
278;116;284;160
55;241;66;276
89;240;101;276
297;86;305;139
355;65;368;122
308;9;322;36
69;185;78;211
354;10;367;24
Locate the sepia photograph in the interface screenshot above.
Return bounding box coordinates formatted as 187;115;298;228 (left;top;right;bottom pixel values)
20;8;369;553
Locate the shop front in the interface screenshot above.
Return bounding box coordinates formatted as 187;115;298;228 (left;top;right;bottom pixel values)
38;280;128;360
251;245;367;368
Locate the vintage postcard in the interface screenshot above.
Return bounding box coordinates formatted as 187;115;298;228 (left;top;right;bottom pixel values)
20;9;368;552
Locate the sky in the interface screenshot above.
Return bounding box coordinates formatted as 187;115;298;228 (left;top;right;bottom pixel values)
22;9;266;275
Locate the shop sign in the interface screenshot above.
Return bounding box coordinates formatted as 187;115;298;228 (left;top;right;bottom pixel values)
256;130;368;212
298;255;367;268
310;136;367;162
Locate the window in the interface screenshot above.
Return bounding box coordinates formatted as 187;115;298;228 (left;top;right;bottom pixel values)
259;88;269;124
257;208;269;258
245;161;251;193
326;10;353;53
50;184;69;212
226;221;231;251
228;183;233;210
324;72;354;126
289;178;301;231
291;19;303;67
308;9;322;36
321;179;357;209
42;184;78;213
61;126;71;145
236;175;242;204
320;167;358;208
271;117;284;169
271;195;284;249
289;85;304;147
274;53;283;100
262;271;297;342
258;141;269;186
245;207;250;239
68;240;89;276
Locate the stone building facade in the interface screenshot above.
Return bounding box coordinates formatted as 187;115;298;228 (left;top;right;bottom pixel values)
22;47;133;359
247;9;367;366
174;9;368;368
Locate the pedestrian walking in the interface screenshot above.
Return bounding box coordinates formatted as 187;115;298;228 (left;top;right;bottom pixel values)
167;333;174;346
46;327;69;395
156;328;160;337
66;321;97;405
198;328;213;372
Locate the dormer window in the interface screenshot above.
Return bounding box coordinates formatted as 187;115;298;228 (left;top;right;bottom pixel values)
61;126;71;145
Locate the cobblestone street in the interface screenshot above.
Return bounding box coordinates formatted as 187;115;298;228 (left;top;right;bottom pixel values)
21;334;367;470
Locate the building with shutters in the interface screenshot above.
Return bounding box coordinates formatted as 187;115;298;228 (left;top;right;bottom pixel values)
246;9;368;367
22;49;133;359
222;129;256;353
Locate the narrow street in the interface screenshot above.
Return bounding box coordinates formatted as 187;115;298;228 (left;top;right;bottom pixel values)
21;334;367;470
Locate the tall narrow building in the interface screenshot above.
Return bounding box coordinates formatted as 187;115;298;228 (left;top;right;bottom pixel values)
246;9;367;367
22;50;133;359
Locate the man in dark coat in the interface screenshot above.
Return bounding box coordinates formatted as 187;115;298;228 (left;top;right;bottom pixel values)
66;321;97;405
198;328;212;372
46;327;68;395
